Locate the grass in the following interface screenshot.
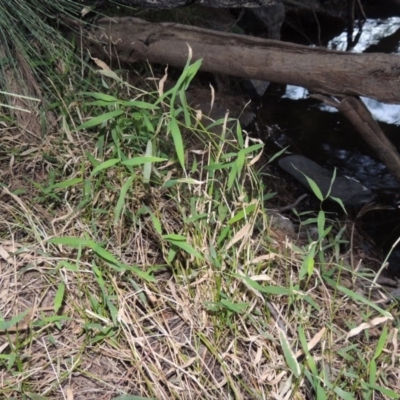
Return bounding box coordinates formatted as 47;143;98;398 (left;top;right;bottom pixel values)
1;15;400;400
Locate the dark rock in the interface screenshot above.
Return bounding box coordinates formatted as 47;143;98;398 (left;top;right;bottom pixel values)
278;155;374;205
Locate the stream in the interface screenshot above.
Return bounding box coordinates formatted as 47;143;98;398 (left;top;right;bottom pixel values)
256;9;400;277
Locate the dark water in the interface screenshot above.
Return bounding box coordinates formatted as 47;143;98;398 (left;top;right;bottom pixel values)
256;10;400;276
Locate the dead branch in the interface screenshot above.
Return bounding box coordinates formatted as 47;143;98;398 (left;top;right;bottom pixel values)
88;16;400;105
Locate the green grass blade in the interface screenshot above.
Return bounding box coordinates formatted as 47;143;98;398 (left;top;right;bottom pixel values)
279;329;301;378
324;277;393;318
122;156;167;167
91;158;121;176
54;282;65;313
76;110;124;130
143;140;153;184
168;117;185;170
162;235;204;260
0;310;29;331
114;175;134;225
237;275;299;296
49;237;155;282
80;92;118;102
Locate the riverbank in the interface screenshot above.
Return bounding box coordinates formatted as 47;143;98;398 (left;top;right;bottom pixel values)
1;2;400;398
1;54;399;398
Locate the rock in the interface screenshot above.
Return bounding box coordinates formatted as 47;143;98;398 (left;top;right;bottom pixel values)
278;155;374;205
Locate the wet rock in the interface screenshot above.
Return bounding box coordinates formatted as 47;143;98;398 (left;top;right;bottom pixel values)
278;155;374;205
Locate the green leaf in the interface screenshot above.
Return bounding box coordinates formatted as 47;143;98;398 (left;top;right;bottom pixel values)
167;247;177;263
113;395;156;400
143;140;153;184
57;260;79;271
304;175;323;201
86;152;101;168
171;241;204;259
373;323;388;360
317;210;325;239
25;393;50;400
279;329;301;378
173;58;202;93
237;275;298;296
49;237;155;282
91;158;120;175
142;113;155;133
163;178;205;188
361;383;400;399
185;213;208;223
236;121;244;148
80;92;118;102
183;59;203;89
328;167;337;198
162;234;186;241
168;118;185;170
98;69;124;82
369;359;377;386
330;196;347;213
240;143;264;155
76;109;124;130
298;327;319;376
179;90;191;128
121;100;158;110
227;162;238;190
217;226;230;245
300;243;316;279
236;149;246;176
269;147;289;164
32;316;71;327
49;178;83;190
228;204;256;224
220;299;249;313
331;386;356;400
54;282;65;313
0;310;29;331
92;263;106;294
324;277;393;318
87;100;118;106
114;176;134;225
150;212;162;235
122;156;167;167
163;235;204;260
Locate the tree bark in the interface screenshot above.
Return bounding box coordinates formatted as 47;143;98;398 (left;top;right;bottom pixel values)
88;16;400;105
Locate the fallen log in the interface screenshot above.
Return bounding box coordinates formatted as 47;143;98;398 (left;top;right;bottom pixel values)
113;0;280;7
88;16;400;104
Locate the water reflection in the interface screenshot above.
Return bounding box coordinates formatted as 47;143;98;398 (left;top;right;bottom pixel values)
268;13;400;275
328;17;400;52
283;17;400;126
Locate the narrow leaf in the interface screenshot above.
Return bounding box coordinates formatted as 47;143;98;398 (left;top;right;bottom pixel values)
54;282;65;313
91;158;120;175
114;176;134;225
122;156;167;167
279;329;301;378
143;140;153;184
168;118;185;170
76;109;124;130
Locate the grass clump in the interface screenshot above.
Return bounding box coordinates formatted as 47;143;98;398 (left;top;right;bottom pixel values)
0;37;400;400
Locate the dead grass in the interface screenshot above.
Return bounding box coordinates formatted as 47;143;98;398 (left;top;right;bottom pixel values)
1;58;400;400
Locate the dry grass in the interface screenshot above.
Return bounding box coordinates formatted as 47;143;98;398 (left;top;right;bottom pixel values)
1;56;400;400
